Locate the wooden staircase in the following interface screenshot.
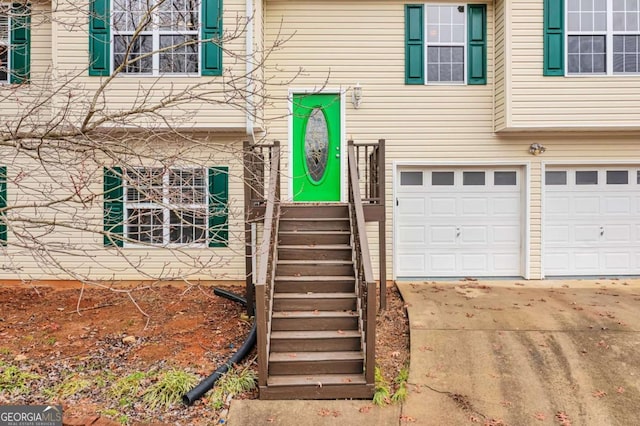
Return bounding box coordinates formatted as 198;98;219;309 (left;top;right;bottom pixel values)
260;203;374;399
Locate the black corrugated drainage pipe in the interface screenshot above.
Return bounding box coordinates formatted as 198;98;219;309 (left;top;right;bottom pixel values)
182;287;257;405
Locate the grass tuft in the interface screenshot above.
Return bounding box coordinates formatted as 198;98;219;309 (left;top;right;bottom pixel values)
0;361;41;395
109;371;148;408
208;365;257;410
142;369;198;409
372;365;391;406
391;364;410;403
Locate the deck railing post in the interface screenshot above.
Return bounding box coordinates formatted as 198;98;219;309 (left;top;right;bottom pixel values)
378;139;386;310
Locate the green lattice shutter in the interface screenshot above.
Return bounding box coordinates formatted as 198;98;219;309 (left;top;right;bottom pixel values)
544;0;564;76
0;166;6;245
405;4;424;85
208;167;228;247
10;2;30;84
467;4;487;85
202;0;222;76
104;167;123;247
89;0;110;76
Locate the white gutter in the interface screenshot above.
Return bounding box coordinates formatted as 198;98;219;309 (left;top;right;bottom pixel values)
246;0;255;136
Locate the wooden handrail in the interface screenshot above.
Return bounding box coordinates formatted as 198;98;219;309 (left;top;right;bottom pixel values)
254;142;280;388
347;141;376;385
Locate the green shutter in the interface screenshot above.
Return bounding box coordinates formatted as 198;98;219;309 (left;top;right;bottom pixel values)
104;167;124;247
202;0;222;76
10;3;30;84
544;0;564;76
0;166;6;245
467;4;487;85
405;4;424;85
89;0;110;76
208;167;228;247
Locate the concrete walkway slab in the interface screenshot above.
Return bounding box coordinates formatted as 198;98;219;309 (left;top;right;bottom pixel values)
227;399;401;426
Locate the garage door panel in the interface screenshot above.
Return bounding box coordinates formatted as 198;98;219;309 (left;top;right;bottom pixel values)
545;252;570;272
429;197;456;216
603;252;630;269
574;225;601;242
544;166;640;276
574;197;600;215
574;252;600;272
396;167;522;277
430;226;457;244
398;226;426;244
546;196;570;216
493;225;520;243
603;197;631;215
493;253;521;272
605;225;633;243
460;254;488;273
429;254;456;274
461;198;488;216
460;226;488;244
398;197;425;216
546;225;570;243
492;197;520;215
397;253;426;275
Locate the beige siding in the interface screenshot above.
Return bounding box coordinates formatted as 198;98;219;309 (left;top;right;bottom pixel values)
0;135;248;281
506;1;640;130
49;0;249;130
263;1;640;280
493;0;506;131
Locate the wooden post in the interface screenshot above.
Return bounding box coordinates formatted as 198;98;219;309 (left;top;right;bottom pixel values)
378;139;387;310
243;141;255;315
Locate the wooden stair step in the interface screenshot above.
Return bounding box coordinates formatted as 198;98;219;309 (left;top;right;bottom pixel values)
267;374;366;387
270;330;361;339
270;330;361;351
274;292;357;299
276;260;354;276
273;292;357;311
274;276;355;293
268;351;364;375
279;218;350;232
277;245;352;260
278;231;351;245
280;204;349;219
271;310;359;331
270;351;363;362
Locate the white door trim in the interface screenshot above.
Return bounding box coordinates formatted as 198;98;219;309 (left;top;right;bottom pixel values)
287;88;347;203
392;161;531;280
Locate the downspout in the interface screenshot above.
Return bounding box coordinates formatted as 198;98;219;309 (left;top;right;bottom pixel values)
246;0;255;138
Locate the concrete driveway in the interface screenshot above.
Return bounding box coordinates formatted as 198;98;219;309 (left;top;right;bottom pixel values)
397;280;640;425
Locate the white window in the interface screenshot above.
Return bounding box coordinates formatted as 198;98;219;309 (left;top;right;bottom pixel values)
0;5;9;83
113;0;199;75
426;4;466;83
567;0;640;74
125;168;207;246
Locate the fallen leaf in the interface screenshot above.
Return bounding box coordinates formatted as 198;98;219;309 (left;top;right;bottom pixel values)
616;386;625;394
359;405;372;413
400;414;417;423
555;411;572;426
592;390;607;398
533;412;546;421
500;400;512;407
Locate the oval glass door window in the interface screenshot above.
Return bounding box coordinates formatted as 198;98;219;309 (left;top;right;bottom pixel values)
304;108;329;183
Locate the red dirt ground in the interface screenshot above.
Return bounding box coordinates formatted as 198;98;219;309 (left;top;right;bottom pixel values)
0;282;409;425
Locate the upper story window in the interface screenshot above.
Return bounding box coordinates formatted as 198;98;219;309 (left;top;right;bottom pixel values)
113;0;199;75
89;0;221;77
405;3;487;86
544;0;640;76
567;0;640;74
0;6;9;83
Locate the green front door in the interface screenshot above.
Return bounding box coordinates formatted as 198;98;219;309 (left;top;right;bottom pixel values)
292;93;341;202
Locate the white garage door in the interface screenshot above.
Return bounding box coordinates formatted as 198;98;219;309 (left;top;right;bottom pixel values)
395;168;522;277
544;167;640;276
